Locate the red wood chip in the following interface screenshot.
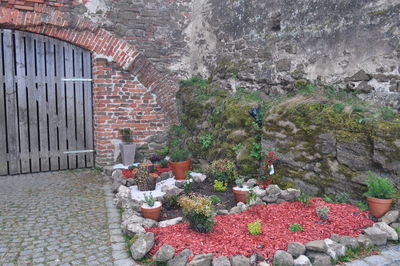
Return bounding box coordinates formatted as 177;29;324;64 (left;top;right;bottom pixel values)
147;198;374;259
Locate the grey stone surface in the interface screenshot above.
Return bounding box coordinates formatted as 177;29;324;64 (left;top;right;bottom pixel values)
273;250;294;266
230;255;250;266
339;236;359;249
305;240;327;252
0;170;114;266
324;238;346;260
287;242;306;258
381;210;399;224
158;217;183;227
130;232;155;260
373;222;399;241
187;253;214;266
167;249;193;266
363;255;391;265
153;244;175;262
293;255;311;266
364;226;388;246
212;255;231;266
344;260;370;266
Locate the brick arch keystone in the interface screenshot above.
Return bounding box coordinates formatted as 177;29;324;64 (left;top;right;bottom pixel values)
0;5;178;123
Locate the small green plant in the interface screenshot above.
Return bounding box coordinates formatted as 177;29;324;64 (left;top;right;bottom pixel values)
160;159;169;168
163;195;180;210
297;193;312;206
208;159;237;183
289;224;304;231
235;177;245;188
365;172;397;199
184;174;193;194
213;180;228;191
355;200;369;211
199;135;213;149
333;247;379;264
381;106;396;120
231;143;243;152
144;193;155;207
246;189;257;205
128;164;138;170
332;103;345;113
335;192;350;203
395;225;400;234
170;149;190;162
179;194;214;233
353;105;367;113
316;206;330;220
120;128;133;143
322;195;334;203
210;195;221;204
250;142;262;160
157;146;169;157
248;219;262;235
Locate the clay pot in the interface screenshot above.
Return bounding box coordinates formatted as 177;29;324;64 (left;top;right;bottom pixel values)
141;202;162;221
367;197;393;218
170;160;192;180
233;187;249;203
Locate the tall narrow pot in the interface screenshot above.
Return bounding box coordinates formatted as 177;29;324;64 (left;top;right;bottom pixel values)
367;197;393;218
170;160;192;180
120;143;136;166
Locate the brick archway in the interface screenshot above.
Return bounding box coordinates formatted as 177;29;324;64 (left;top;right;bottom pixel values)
0;5;178;166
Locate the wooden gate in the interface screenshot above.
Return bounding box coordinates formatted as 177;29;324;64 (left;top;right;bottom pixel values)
0;29;94;175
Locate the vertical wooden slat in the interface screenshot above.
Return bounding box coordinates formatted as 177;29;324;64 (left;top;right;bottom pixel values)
45;37;59;170
83;51;94;167
64;44;77;169
0;30;9;175
36;35;49;171
74;48;86;168
55;40;68;169
3;30;19;174
15;31;30;173
25;34;40;172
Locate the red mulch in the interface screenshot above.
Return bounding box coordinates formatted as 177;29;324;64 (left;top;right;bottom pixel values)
147;198;374;259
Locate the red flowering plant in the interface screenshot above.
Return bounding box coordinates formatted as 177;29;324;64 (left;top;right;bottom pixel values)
257;151;278;188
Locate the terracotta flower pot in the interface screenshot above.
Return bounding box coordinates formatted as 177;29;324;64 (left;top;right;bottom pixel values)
367;197;393;218
233;187;249;203
170;160;192;180
141;202;162;221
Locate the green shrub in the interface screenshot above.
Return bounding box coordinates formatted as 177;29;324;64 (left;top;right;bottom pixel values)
248;219;262;235
297;193;312;206
199;135;213;149
316;206;330;220
335;193;350;203
289;224;304;231
157;146;169;157
365;172;397;199
160;159;169;168
355;200;369;211
381;106;396;120
170;149;190;162
163;195;180;210
213;180;228;191
322;195;334;203
250;142;262;160
210;195;221;204
332;103;345;113
120;128;133;143
179;194;214;233
208;159;237;183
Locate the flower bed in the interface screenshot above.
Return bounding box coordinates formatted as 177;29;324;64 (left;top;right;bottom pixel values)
148;198;374;259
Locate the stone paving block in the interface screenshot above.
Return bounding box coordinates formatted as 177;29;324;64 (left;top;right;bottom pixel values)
0;170;113;266
381;250;400;261
114;258;137;266
363;255;391;265
344;260;370;266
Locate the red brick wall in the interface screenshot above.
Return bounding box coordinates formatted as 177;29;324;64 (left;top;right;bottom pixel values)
0;0;73;11
0;4;178;166
93;59;166;165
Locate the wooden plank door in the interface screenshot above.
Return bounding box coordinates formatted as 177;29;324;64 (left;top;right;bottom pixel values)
0;29;94;175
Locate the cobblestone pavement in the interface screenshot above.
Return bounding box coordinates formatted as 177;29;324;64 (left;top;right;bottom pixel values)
0;170;114;266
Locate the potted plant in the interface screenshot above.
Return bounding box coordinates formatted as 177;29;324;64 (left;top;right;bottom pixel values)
365;172;397;218
233;177;250;203
169;149;191;180
141;193;162;221
119;128;136;166
155;159;171;175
